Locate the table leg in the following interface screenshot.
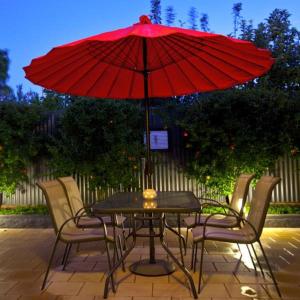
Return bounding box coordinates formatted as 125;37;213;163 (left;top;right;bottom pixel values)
177;213;185;267
130;213;175;276
160;215;198;299
104;214;136;298
149;213;156;264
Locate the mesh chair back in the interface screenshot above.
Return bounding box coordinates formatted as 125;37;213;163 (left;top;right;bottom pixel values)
37;180;75;234
58;177;84;216
230;174;255;215
246;176;280;238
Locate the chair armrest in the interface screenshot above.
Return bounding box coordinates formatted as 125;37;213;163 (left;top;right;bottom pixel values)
57;215;109;239
201;212;258;240
200;202;239;216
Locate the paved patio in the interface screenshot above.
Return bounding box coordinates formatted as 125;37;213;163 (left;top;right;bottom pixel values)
0;227;299;299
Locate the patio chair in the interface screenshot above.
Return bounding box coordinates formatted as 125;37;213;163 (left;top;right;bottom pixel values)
183;173;255;245
191;175;281;297
37;180;117;294
57;176;126;227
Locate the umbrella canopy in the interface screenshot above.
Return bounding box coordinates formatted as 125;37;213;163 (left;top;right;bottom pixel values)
24;15;274;99
24;15;274;188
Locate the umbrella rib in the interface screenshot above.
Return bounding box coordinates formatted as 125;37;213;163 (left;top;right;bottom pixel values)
172;34;270;69
162;35;220;89
167;35;257;83
128;39;143;98
154;37;201;92
29;37;137;82
169;35;258;78
36;38;132;89
83;38;138;96
87;38;139;69
105;36;140;98
148;39;177;95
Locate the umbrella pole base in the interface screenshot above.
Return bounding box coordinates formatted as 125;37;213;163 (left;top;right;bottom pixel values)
130;259;175;276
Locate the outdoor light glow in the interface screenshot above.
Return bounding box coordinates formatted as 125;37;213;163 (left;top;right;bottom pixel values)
143;199;158;209
143;188;157;200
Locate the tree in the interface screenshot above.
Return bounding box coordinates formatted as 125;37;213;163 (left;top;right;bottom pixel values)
239;19;254;41
179;88;293;196
255;9;300;91
49;99;144;191
188;7;198;30
200;13;210;32
165;5;176;26
0;49;13;100
150;0;162;24
232;2;242;37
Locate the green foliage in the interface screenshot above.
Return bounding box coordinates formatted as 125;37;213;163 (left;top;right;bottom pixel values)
188;7;198;30
202;204;300;215
179;88;294;196
49;99;144;191
150;0;162;24
0;102;44;194
165;6;176;26
0;205;48;215
0;49;13;100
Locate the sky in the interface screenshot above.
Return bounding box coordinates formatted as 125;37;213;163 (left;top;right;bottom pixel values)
1;0;299;94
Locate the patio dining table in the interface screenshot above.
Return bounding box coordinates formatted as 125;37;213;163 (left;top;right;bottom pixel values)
92;191;201;299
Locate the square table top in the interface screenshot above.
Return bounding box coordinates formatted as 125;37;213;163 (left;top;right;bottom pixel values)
92;191;201;214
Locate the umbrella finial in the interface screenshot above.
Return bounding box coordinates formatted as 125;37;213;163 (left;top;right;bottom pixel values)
139;15;152;24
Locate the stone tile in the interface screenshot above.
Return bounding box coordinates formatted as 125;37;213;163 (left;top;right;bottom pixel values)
78;282;104;296
198;283;230;298
117;283;152;297
3;270;44;282
20;295;57;300
135;274;168;284
264;284;300;299
0;296;21;300
214;262;249;273
56;296;95;300
46;282;84;296
69;271;104;282
0;281;18;294
204;273;239;284
153;283;190;297
133;297;171;300
6;281;43;296
44;270;74;282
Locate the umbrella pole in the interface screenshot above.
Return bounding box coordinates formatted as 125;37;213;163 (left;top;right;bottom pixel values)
143;38;152;189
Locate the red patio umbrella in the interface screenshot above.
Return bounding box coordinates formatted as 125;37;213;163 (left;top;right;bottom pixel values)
24;15;274;188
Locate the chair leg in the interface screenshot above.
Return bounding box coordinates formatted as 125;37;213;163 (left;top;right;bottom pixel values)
62;243;72;271
257;240;281;298
41;235;60;290
61;243;69;265
105;240;116;294
191;242;195;270
185;227;189;249
251;243;265;277
193;242;198;272
198;240;205;294
117;235;126;272
245;244;257;272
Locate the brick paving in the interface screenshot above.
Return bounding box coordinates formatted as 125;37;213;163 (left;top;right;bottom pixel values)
0;227;299;299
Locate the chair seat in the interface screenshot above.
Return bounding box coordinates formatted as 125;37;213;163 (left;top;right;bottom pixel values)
184;214;239;228
77;215;126;227
191;225;256;243
61;227;114;243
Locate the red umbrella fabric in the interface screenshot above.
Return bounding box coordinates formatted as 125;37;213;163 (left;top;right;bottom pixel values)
24;15;274;189
24;15;274;99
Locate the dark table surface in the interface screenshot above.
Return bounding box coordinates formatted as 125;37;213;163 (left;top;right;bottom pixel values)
92;191;201;214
